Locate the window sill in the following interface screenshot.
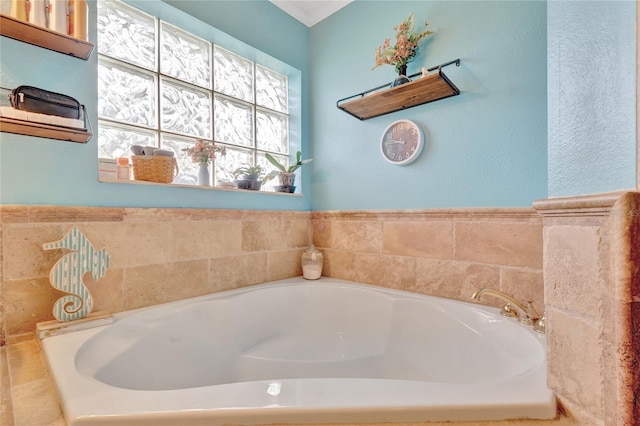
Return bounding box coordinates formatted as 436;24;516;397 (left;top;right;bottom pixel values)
98;178;303;196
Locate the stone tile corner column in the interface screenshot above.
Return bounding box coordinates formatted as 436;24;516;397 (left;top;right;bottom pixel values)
533;190;640;425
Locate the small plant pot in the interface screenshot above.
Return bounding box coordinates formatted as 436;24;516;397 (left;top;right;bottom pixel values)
274;185;296;193
277;172;296;187
234;175;262;191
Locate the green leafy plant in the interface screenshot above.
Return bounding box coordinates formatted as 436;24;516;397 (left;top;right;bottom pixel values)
265;151;312;174
232;164;268;181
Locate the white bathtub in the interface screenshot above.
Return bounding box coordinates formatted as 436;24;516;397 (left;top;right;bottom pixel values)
41;277;556;425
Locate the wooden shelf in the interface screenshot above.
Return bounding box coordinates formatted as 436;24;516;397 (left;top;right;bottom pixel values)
0;117;91;143
337;60;460;120
0;16;93;143
0;14;93;60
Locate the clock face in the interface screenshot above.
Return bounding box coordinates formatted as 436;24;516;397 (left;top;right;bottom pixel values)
380;119;424;165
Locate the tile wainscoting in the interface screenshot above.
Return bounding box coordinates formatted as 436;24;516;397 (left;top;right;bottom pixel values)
311;207;544;310
0;206;312;343
1;204;573;425
534;191;640;426
311;193;640;426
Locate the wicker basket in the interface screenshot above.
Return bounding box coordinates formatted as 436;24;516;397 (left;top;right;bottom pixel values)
131;155;178;184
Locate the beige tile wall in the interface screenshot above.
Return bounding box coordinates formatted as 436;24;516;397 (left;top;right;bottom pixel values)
1;204;573;425
4;197;637;425
534;191;640;426
0;206;311;343
311;208;544;310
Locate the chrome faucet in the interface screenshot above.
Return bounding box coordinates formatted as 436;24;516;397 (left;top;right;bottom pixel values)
471;288;545;333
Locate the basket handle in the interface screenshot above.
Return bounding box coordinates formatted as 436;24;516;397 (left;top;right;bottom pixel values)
172;158;179;178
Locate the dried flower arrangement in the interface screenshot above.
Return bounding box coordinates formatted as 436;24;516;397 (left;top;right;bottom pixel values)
182;139;226;164
372;12;433;74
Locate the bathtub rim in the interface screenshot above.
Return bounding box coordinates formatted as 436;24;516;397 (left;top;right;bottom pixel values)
39;276;557;425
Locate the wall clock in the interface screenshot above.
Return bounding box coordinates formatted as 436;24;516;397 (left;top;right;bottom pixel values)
380;119;424;165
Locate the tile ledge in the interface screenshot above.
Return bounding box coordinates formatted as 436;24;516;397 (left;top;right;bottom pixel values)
0;205;126;223
0;205;312;223
533;190;637;216
36;311;113;340
311;207;538;220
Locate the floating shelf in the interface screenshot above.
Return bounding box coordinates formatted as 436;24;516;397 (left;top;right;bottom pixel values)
0;117;91;143
337;59;461;120
0;14;94;60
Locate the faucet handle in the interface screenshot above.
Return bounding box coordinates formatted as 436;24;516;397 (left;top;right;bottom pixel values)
500;303;519;318
533;312;546;334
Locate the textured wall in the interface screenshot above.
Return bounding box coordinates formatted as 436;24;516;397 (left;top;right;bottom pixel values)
547;1;636;197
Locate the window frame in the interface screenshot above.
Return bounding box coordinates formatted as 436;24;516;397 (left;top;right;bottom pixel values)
96;0;301;191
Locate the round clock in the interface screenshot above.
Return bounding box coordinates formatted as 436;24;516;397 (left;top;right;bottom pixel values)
380;119;424;165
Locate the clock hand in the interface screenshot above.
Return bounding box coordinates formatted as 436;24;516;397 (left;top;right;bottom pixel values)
384;139;406;146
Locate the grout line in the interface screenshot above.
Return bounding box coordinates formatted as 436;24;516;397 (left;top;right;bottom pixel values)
451;220;457;260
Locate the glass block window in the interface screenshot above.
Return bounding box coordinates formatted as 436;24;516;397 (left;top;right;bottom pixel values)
97;0;290;189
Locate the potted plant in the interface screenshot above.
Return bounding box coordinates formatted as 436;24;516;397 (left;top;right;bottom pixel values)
265;151;312;193
232;164;268;191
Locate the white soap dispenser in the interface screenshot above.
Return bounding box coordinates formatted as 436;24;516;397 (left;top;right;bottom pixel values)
301;245;323;280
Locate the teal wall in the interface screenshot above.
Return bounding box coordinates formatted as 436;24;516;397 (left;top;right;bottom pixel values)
1;0;637;210
0;0;311;210
548;0;636;197
310;1;548;209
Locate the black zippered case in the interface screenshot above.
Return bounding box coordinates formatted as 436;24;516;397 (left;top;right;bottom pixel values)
9;85;81;119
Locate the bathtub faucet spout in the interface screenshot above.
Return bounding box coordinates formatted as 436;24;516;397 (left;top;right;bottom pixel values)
471;288;541;327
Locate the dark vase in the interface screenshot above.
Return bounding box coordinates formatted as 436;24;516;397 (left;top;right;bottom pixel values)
392;64;410;87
